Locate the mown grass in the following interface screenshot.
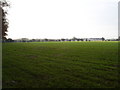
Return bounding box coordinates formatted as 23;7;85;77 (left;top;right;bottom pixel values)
2;41;119;88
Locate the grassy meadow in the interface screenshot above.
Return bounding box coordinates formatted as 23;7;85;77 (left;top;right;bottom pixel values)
2;41;119;88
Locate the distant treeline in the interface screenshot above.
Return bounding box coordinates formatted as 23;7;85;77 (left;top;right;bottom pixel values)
3;37;120;42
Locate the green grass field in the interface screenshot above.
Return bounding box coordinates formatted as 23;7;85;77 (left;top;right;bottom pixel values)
2;41;119;88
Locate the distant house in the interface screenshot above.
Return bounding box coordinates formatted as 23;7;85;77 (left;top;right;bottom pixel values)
48;39;56;41
21;38;29;42
88;38;103;41
14;39;22;42
106;39;117;41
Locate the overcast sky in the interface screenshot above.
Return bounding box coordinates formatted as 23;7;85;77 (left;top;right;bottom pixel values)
7;0;119;39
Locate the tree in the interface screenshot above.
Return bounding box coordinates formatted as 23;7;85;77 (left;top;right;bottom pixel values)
44;38;48;42
61;38;65;41
118;36;120;41
80;39;84;41
0;0;10;41
102;37;105;41
72;37;77;41
6;38;14;42
32;39;36;42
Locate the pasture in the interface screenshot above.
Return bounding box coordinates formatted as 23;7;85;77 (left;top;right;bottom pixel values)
2;41;119;88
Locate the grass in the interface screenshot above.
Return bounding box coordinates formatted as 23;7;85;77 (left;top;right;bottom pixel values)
2;41;119;88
